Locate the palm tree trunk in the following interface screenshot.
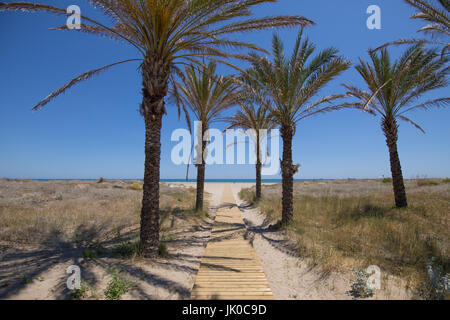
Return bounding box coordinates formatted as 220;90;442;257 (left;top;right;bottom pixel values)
383;119;408;208
255;162;262;200
195;135;207;211
139;57;169;258
140;113;162;257
281;125;294;225
196;163;205;211
255;134;262;200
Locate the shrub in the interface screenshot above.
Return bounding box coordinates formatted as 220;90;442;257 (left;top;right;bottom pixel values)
22;276;32;284
417;179;439;187
416;259;450;300
350;269;374;298
82;248;95;259
159;243;169;258
111;241;141;259
382;177;392;183
105;270;132;300
70;283;90;300
130;183;143;191
442;178;450;183
238;188;258;203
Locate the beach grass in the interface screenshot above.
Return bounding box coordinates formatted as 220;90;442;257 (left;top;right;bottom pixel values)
0;180;200;248
239;180;449;292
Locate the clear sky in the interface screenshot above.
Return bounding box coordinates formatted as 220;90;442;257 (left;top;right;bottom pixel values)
0;0;449;180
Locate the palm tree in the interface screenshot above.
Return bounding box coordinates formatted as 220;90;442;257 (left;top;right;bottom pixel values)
226;102;275;200
374;0;449;56
0;1;313;257
172;62;238;211
245;29;351;225
344;45;449;208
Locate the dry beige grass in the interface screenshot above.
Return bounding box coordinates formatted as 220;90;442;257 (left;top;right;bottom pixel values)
239;180;449;295
0;179;198;249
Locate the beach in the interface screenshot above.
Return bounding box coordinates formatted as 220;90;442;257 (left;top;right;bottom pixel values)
0;178;448;299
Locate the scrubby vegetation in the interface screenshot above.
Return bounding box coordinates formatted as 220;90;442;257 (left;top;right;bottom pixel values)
0;180;198;248
70;283;91;300
105;269;132;300
417;179;440;187
240;180;449;297
130;183;143;191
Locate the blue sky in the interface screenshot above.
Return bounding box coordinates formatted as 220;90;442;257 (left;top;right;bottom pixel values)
0;0;449;180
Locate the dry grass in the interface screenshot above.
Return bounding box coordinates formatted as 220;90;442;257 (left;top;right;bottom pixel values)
0;180;199;249
0;195;141;247
240;181;449;292
416;179;440;187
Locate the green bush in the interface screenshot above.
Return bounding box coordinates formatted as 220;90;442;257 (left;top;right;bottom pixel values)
111;241;141;259
159;243;169;258
105;271;132;300
382;177;392;183
22;276;32;284
350;269;374;298
82;248;95;259
70;283;90;300
130;183;143;191
417;179;440;187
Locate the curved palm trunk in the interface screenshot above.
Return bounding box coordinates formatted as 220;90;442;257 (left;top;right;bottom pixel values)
255;134;262;200
281;125;294;225
383;119;408;208
140;57;169;258
195;134;207;211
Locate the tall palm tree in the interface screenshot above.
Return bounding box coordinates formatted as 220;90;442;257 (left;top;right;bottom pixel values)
172;62;238;211
344;45;449;208
245;29;351;225
374;0;449;56
226;103;275;200
0;1;313;257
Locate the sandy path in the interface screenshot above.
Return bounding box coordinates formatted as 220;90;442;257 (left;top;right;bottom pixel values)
191;184;273;300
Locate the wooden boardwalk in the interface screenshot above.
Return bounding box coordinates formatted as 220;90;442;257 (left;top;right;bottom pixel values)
190;184;273;300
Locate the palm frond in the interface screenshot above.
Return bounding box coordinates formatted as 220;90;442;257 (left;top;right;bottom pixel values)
398;115;426;133
372;0;449;53
0;2;143;52
32;59;142;110
3;0;315;111
399;97;450;114
347;45;448;132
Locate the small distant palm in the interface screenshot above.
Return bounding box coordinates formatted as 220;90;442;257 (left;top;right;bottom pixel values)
245;29;351;224
344;45;449;207
172;62;238;211
374;0;449;56
226;101;276;200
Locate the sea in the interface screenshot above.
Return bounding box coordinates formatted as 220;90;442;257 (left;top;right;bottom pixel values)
31;178;327;183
